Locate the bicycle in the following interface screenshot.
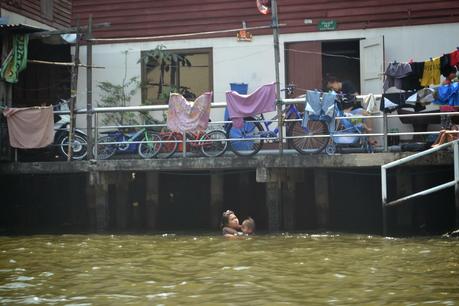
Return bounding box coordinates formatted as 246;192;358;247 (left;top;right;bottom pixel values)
225;85;328;157
95;126;162;160
158;128;228;158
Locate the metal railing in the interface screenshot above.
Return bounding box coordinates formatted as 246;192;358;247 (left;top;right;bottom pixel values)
380;139;459;235
3;96;459;161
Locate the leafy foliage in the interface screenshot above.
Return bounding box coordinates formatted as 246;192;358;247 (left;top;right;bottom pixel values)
139;44;193;100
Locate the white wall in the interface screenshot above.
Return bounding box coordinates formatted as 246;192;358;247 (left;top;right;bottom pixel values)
76;22;459;136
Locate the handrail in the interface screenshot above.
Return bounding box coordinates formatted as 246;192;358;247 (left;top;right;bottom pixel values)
380;139;459;235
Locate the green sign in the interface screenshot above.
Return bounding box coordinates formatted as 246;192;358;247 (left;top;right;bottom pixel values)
318;20;337;31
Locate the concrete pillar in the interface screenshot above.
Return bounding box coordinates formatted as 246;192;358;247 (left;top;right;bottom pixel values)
239;172;250;219
395;168;413;231
114;173;129;230
86;171;109;232
145;172;159;230
210;172;224;229
282;169;304;231
314;169;329;229
257;167;282;232
266;181;282;232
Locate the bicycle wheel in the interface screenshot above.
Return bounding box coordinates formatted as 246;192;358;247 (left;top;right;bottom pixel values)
200;130;228;157
58;132;88;160
95;135;117;160
157;133;178;159
287;119;329;154
138;131;161;159
226;117;264;157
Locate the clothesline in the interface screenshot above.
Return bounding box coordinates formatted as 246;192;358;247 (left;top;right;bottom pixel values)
388;46;459;65
88;24;287;42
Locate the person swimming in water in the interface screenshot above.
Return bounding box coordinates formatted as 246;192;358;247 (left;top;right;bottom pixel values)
221;210;241;237
241;217;255;235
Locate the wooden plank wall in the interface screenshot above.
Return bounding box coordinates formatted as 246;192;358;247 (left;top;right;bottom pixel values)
72;0;459;40
1;0;72;28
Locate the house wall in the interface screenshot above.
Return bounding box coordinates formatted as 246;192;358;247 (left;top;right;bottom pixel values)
0;0;72;29
72;0;459;39
75;22;459;137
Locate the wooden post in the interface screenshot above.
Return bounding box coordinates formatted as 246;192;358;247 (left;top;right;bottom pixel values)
314;169;330;229
271;0;283;155
87;171;109;231
266;181;282;231
210;172;224;229
114;173;129;230
145;171;160;230
282;169;303;231
67;21;80;160
86;15;94;159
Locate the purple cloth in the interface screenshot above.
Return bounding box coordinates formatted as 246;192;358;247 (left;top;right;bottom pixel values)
226;82;276;128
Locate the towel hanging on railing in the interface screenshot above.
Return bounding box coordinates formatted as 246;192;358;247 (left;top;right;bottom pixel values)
225;82;276;128
167;92;212;132
2;105;54;148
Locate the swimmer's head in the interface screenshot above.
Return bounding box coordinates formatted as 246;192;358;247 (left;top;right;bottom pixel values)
221;210;239;230
241;217;255;235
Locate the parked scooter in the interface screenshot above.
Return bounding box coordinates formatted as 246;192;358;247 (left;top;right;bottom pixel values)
53;99;88;160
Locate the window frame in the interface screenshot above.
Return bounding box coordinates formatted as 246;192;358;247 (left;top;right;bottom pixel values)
141;47;213;104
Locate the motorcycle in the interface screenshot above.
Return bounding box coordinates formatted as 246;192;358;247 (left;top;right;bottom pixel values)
52;99;88;160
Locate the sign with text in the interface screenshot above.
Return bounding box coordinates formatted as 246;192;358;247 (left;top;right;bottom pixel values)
318;20;337;31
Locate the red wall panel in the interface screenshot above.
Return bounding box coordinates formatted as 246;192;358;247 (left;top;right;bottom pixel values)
71;0;459;41
1;0;72;28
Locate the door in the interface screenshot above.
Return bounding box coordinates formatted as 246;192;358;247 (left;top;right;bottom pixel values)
286;41;323;95
360;36;384;94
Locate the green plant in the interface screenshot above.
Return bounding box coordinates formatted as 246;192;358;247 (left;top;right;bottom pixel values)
139;44;192;100
98;77;139;126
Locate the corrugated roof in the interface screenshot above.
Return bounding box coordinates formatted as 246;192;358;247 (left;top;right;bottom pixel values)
0;23;45;33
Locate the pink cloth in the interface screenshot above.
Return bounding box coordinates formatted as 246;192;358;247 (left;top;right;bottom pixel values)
226;82;276;128
167;92;212;132
440;106;459;112
3;105;54;148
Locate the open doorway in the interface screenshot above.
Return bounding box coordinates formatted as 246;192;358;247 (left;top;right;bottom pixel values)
285;39;360;96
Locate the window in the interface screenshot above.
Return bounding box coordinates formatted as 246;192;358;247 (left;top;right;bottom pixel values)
141;48;213;104
40;0;54;20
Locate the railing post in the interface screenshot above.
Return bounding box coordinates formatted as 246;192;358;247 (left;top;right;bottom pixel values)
383;111;388;152
454;141;459;227
381;166;388;236
94;112;98;160
182;131;186;158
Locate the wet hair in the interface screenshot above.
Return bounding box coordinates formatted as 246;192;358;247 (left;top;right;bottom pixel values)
242;217;255;231
221;210;235;228
325;73;340;84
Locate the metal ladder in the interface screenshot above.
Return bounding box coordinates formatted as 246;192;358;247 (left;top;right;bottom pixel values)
381;139;459;236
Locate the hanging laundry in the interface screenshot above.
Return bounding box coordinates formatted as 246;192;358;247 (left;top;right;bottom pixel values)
433;83;459;106
3;106;54;148
405;62;424;91
302;90;336;130
167;92;212;132
420;57;441;87
0;34;29;83
383;62;412;92
361;94;379;114
226;82;276;128
450;50;459;67
381;91;425;112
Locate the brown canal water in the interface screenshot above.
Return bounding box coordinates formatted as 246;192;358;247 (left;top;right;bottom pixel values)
0;234;457;305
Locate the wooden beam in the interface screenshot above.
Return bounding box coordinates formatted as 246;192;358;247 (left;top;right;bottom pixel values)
28;22;111;39
28;59;104;68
